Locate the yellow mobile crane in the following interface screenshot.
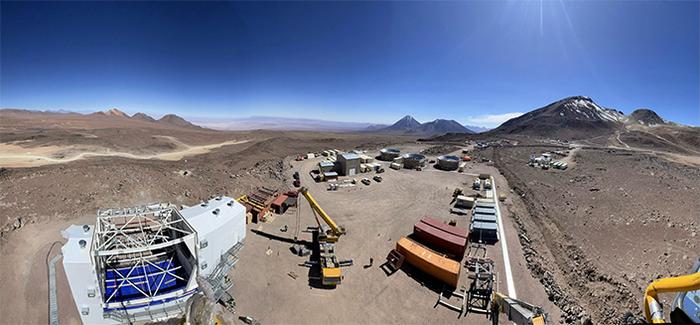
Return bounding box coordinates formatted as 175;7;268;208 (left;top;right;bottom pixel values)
299;187;347;287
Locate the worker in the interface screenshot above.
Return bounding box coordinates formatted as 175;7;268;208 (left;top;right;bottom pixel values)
369;257;374;266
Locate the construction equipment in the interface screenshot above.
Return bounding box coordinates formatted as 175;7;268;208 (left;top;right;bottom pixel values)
488;257;699;325
489;292;549;325
467;257;495;315
644;256;700;324
236;187;279;222
298;187;347;287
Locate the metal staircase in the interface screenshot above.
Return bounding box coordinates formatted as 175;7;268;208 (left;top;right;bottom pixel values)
199;240;244;310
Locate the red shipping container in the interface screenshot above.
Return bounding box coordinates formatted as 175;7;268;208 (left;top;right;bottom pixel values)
420;217;468;239
270;195;289;214
413;221;467;258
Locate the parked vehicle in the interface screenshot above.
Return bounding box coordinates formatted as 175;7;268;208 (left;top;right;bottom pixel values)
361;178;371;185
373;175;383;182
472;178;481;190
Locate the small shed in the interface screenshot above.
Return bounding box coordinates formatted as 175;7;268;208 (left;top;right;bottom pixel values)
455;196;475;208
323;171;339;181
319;161;335;173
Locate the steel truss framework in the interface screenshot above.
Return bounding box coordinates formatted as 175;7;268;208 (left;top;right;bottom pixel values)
92;203;197;306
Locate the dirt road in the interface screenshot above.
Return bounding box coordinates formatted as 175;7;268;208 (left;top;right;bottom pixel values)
0;138;250;167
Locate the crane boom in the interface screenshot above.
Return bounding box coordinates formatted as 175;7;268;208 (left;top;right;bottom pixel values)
299;187;345;239
298;187;346;287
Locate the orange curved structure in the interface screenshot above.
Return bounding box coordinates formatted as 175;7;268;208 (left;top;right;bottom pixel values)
396;237;461;287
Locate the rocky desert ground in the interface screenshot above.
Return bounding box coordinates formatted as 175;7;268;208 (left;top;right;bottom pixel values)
0;110;411;324
0;108;698;325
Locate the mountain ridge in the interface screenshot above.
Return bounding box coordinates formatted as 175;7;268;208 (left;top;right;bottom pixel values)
131;112;157;122
488;96;627;139
374;115;474;136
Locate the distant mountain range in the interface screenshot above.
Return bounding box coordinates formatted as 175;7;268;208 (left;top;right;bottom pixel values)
371;115;474;136
1;108;203;129
191;116;386;132
464;125;492;133
6;98;685;140
191;115;488;135
96;108;202;128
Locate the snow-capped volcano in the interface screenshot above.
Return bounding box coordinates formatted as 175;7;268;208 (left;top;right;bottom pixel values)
490;96;627;139
558;96;626;123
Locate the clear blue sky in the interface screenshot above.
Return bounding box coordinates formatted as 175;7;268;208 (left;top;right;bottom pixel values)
1;1;698;127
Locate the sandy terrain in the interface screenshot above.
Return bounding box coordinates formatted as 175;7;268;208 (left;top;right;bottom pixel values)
0;138;250;167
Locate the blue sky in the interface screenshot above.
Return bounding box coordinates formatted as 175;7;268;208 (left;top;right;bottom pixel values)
1;1;698;127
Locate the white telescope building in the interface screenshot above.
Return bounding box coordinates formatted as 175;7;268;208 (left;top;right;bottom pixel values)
60;196;246;324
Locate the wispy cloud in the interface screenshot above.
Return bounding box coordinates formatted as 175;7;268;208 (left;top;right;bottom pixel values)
464;112;524;128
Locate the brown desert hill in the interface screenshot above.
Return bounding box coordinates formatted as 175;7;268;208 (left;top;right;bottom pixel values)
0;108;225;156
104;108;129;117
628;108;666;126
158;113;202;129
487;96;626;140
0;108;204;131
132;112;157;122
617;108;699;154
618;124;700;155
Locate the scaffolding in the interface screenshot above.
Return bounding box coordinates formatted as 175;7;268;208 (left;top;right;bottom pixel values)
92;203;198;313
466;259;495;315
62;196;247;324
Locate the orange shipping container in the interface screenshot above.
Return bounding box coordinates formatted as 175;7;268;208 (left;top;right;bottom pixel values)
396;237;461;288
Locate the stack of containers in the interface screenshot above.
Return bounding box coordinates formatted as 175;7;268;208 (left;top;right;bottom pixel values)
413;217;468;258
469;199;499;243
394;217;469;288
